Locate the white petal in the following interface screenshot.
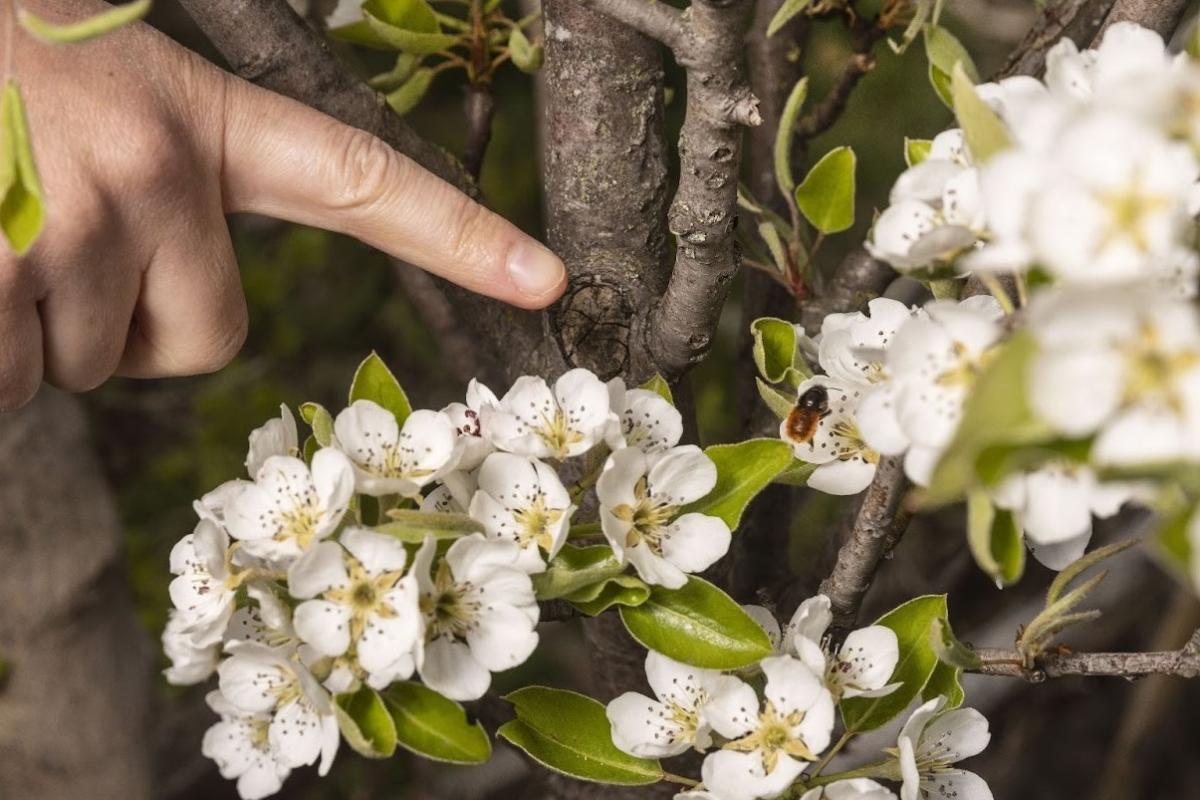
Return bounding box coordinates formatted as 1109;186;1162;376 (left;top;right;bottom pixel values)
1017;468;1094;545
1093;408;1188;465
924;770;994;800
742;604;782;652
660;513;731;574
359;585;422;672
607;693;691;758
445;533;522;581
1028;348;1123;436
310;448;355;534
784;595;832;654
485;375;558;458
626;543;688;589
808;458;876;495
597;447;646;510
899;736;921;800
648;445;717;505
340;526;409;574
891;160;963;204
1028;532;1091;572
293;600;352;657
918;707;991;763
899;696;945;756
837;626;899;696
619;389;683;454
857;383;910;456
465;604;538;671
554;368;614;456
286;541;349;599
219;653;289;713
645;649;724;709
760;655;824;717
795;685;835;755
419;635;491;701
246;405;299;478
700;675;760;740
269;700;324;769
702;749;805;800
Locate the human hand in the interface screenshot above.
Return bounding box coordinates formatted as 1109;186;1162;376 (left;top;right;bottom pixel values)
0;0;567;410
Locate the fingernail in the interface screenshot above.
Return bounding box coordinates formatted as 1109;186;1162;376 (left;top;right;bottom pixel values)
507;243;566;301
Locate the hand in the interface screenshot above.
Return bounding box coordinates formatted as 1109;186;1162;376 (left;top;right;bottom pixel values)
0;0;567;410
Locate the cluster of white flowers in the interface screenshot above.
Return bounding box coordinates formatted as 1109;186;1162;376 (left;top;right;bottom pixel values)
163;367;731;798
607;594;992;800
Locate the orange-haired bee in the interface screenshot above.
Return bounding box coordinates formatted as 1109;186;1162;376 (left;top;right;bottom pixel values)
784;385;831;446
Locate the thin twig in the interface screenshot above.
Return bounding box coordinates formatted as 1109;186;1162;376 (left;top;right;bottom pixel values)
972;629;1200;680
793;27;883;144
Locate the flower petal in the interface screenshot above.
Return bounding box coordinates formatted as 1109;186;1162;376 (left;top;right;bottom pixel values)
607;693;691;758
647;445;717;505
660;513;731;574
293;599;352;657
420;635;492;701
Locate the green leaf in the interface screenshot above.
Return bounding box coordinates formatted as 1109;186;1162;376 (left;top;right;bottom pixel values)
1046;539;1136;605
565;574;651;616
751;317;801;385
904;137;933;167
509;27;543;73
335;686;398;758
1156;508;1195;583
366;13;460;54
974;437;1092;489
773;458;818;487
0;81;44;255
300;402;334;447
773;77;809;194
681;439;795;529
532;544;625;600
925;332;1051;505
386;67;436;115
368;53;424;91
767;0;813;38
619;577;773;669
18;0;151;43
758;222;790;274
966;490;1025;587
842;595;947;732
501;687;663;785
374;509;483;543
924;25;979;87
349;351;412;424
639;374;674;405
794;147;856;235
928;63;954;109
385;682;491;764
757;378;796;421
922;661;964;708
950;62;1012;163
929;617;981;671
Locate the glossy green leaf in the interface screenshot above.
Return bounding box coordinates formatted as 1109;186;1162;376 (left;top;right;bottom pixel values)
794;146;856;234
905;137;933;167
681;439;795;529
501;687;662;785
366;13;460;54
386;67;436;115
18;0;151;43
368;53;424;91
300;402;334;447
928;62;954;109
509;27;543;73
950;62;1012;163
924;25;979;87
842;595;947;732
966;490;1025;586
767;0;813;38
925;332;1050;505
757;378;795;421
619;577;773;669
639;374;674;405
773;458;817;487
773;77;809;194
751;317;801;385
565;574;651;616
335;686;398;758
349;351;412;424
385;682;491;764
533;544;625;600
929;617;981;671
922;661;964;708
374;509;482;543
0;81;44;255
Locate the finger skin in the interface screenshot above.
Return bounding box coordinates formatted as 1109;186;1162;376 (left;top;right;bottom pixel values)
0;301;44;412
218;77;567;309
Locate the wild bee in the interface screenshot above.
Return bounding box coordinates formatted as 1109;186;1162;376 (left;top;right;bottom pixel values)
783;385;831;446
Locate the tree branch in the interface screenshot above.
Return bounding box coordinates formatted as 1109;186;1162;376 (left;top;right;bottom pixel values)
793;25;883;144
578;0;686;51
799;247;897;333
1099;0;1192;38
973;629;1200;680
996;0;1117;80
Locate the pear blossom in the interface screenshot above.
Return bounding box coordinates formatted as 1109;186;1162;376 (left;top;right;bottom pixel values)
781;376;879;496
443;378;500;471
675;793;723;800
412;534;539;701
858;296;1004;485
334;401;461;496
287;528;423;689
895;696;992;800
420;470;475;514
1025;285;1200;464
202;690;293;800
782;595;899;701
468;452;575;573
194;479;252;531
163;611;220;686
816;298;921;388
700;655;835;800
800;780;898;800
596;445;730;589
217;642;340;778
169;519;236;646
991;463;1139;570
1044;22;1177;113
481;368;615;459
246;404;299;479
606;651;726;758
607;378;684;454
225;449;355;564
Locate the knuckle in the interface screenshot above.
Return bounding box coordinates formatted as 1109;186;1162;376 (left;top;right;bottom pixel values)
106;116;183;189
325;127;407;214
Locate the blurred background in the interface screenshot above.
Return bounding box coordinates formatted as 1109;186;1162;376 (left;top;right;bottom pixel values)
3;1;1200;798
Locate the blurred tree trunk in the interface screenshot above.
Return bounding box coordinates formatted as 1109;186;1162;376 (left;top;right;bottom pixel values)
0;389;152;800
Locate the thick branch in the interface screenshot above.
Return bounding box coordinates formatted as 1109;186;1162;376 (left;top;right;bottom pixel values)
973;629;1200;680
816;456;911;632
996;0;1117;79
579;0;686;51
799;247;897;333
1099;0;1192;38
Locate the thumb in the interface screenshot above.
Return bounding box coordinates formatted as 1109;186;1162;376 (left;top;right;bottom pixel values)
217;74;566;309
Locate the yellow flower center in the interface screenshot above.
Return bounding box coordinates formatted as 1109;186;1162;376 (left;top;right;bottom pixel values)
326;557;405;643
1120;322;1200;414
725;701;817;774
1096;172;1172;253
512;494;565;553
420;560;480;640
535;411;585;458
611;478;678;554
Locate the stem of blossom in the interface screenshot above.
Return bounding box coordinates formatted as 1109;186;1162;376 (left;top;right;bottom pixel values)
805;758;903;787
975;272;1015;314
661;771;700;788
807;730;853;778
1015;271;1029;307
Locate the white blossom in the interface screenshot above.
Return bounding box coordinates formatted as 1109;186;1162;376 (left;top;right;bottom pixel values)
288;527;423;689
468;452;575;573
334;400;461;496
246;404;299;479
781;377;879;496
800;780;898;800
443;378;500;471
597;445;730;589
700;655;835;800
163;611;220;686
225;450;355;564
412;534;539;701
481;369;616;459
202;690;293;800
896;696;992;800
817;298;920;388
606;651;726;758
169;519;236;646
607;378;684;454
783;595;899;700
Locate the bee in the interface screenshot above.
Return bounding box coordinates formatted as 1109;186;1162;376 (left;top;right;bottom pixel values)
783;385;831;446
